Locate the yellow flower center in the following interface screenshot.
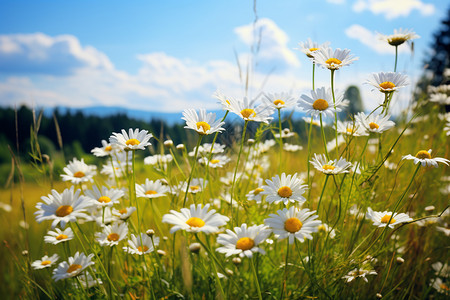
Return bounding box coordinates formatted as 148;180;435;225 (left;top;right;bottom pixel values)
105;145;112;151
284;217;303;233
73;171;85;178
440;283;449;291
277;186;293;198
226;99;230;105
145;190;157;195
415;150;431;159
309;47;319;52
210;159;220;164
137;246;149;253
241;108;256;119
126;138;140;146
273;99;285;106
380;214;396;224
55;205;73;217
318;224;326;232
325;58;342;65
98;196;111;203
107;233;120;242
388;37;406;46
190;185;200;192
196;121;211;133
119;208;127;214
312;99;329;111
379;81;396;90
41;260;52;266
346;128;354;134
236;237;255;251
322;164;335;171
369;122;379;130
67;264;82;273
56;234;68;240
186;217;205;228
253;188;264;195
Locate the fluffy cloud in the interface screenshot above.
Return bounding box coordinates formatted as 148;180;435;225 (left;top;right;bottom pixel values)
326;0;346;4
345;24;411;54
352;0;435;19
234;18;300;73
0;33;113;75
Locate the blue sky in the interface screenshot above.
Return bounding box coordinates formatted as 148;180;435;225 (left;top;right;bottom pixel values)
0;0;447;113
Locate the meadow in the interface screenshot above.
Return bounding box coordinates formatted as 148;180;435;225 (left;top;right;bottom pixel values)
0;29;449;300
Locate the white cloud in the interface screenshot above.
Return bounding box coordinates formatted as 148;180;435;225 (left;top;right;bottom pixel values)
352;0;435;19
345;24;411;54
326;0;346;4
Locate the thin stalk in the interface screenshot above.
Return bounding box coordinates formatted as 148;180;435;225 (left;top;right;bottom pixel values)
250;257;263;300
316;175;329;212
280;239;290;300
277;108;283;174
306;116;314;201
330;69;338;156
312;62;315;90
182;135;203;207
394;45;398;72
319;114;329;159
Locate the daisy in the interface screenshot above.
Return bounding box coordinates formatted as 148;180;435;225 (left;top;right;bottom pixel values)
110;128;152;151
378;28;420;47
355;112;395;134
297;38;330;59
342;268;377;283
216;224;271;258
366;207;413;228
31;254;59;270
44;227;74;244
162;203;229;234
52;252;95;281
213;89;234;111
336;120;368;136
199;155;231;168
75;271;102;288
431;277;449;295
136;179;169;199
318;223;336;239
274;128;296;139
228;96;274;123
303;116;321;127
310;154;352;175
189;143;226;157
35;187;92;229
61;158;97;184
123;233;159;255
91;140;118;157
84;186;124;208
262;92;297;110
312;47;358;70
402;149;450;168
246;187;265;203
179;178;207;194
298;87;345;118
283;143;303;152
264;207;322;244
432;262;450;278
366;72;409;94
261;173;308;205
112;206;136;221
182;108;225;135
96;222;128;247
144;154;173;166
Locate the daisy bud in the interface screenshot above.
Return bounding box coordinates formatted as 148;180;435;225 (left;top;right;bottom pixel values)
226;269;234;276
146;229;155;237
189;243;201;254
176;144;185;150
22;250;28;256
163;236;168;241
396;257;404;264
425;206;435;211
164;140;174;148
376;293;383;298
157;250;166;256
232;257;242;265
247;139;255;145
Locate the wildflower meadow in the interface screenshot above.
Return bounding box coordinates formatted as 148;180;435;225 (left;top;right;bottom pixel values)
1;27;449;300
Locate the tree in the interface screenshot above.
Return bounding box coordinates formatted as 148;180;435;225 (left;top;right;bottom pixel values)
339;85;364;119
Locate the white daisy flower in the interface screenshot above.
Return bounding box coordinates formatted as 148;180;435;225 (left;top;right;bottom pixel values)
61;158;97;184
432;262;450;278
366;207;413;228
123;233;159;255
44;227;74;244
274;128;296;139
336;120;368;136
431;277;449;295
189;143;226;157
84;186;124;208
162;203;229;234
402;149;450;168
261;173;307;205
112;206;136;221
35;187;92;229
246;187;265;203
262;92;297;110
298;87;344;118
342;268;377;283
303;116;321;127
317;223;336;239
378;28;419;46
110;128;153;151
182;108;225;135
179;178;207;194
216;224;271;258
52;252;95;282
31;254;59;270
355;112;395;134
136;179;169;199
74;271;102;288
366;72;409;94
264;207;322;244
88;206;117;227
312;47;358;70
228;96;274;123
283;143;303;152
199;155;231;168
101;160;128;179
310;153;352;175
96;222;128;247
91;140;118;157
297;38;330;59
213;89;234;111
144;154;173;166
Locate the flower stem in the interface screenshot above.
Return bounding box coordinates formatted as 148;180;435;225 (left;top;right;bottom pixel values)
280;239;290;300
307;116;314;201
277;108;283;174
251;257;263;300
182;135;203;207
319;114;329;160
330;69;338;156
394;45;398;72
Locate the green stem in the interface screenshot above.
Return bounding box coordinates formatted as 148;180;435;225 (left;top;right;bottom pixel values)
319;114;329;160
330;69;338;156
182;135;203;207
278;108;283;174
312;62;315;90
306;116;314;201
251;257;263;300
280;239;290;300
316;175;329;212
394;45;398;73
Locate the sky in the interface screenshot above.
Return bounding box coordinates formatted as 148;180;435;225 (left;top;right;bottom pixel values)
0;0;447;114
